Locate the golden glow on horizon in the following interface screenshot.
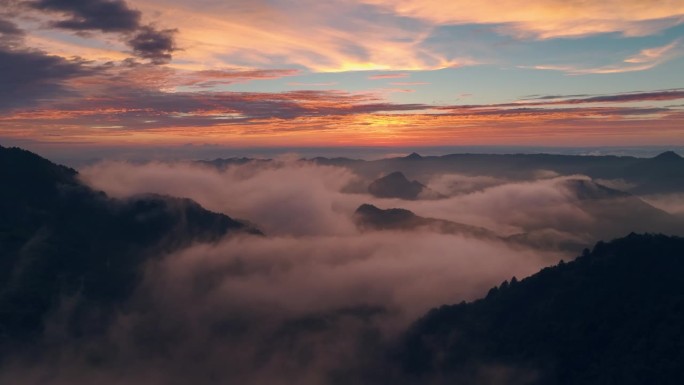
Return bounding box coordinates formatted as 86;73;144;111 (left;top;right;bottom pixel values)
4;109;683;147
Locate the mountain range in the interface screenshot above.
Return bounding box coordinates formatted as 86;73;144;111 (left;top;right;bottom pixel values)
354;176;684;252
2;146;684;384
311;150;684;195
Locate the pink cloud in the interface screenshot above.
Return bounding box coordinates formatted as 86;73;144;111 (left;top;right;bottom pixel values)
368;72;410;80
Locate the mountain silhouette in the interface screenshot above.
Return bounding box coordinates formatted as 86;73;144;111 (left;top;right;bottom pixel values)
651;150;682;162
367;171;444;200
356;179;684;252
404;152;423;160
354;203;498;239
500;178;684;251
312;151;684;195
0;146;260;345
387;233;684;385
368;171;425;199
558;178;683;238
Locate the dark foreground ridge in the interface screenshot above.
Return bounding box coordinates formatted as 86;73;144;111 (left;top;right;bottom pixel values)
385;233;684;385
0;146;259;348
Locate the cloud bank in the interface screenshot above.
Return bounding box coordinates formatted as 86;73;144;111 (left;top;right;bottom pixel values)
0;159;571;385
6;156;682;384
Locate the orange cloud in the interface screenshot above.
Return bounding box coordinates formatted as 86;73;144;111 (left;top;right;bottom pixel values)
10;0;683;74
177;69;300;88
361;0;684;39
390;81;430;85
530;40;682;74
287;82;339;87
368;73;411;79
3;99;683;148
128;0;471;72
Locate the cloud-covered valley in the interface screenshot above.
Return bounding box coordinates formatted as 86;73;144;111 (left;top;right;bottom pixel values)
3;149;684;384
0;157;570;385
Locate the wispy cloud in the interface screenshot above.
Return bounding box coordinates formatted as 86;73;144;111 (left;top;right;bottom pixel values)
287;82;338;87
389;81;429;86
529;40;682;74
362;0;684;39
124;0;468;72
624;40;681;64
496;89;684;107
177;68;300;88
368;72;410;80
3;79;683;147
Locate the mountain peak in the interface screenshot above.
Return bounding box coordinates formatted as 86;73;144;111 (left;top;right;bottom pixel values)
0;146;80;206
354;203;418;229
368;171;426;200
405;152;422;160
652;151;682;161
385;171;409;180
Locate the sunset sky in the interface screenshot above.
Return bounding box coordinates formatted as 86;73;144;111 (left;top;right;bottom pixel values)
2;0;684;157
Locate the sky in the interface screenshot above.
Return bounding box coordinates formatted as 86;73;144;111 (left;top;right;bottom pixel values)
1;0;684;158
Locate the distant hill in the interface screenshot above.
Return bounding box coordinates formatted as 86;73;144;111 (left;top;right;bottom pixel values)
367;172;427;200
551;178;684;241
197;151;684;195
403;152;423;160
503;178;684;250
355;178;684;252
0;146;260;346
387;233;684;385
354;203;497;239
367;171;444;200
313;151;684;195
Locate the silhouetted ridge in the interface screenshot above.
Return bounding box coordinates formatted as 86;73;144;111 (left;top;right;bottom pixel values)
354;203;497;238
391;233;684;385
301;151;684;194
368;171;426;200
404;152;423;160
0;146;260;346
651;150;682;161
0;146;79;205
355;203;418;225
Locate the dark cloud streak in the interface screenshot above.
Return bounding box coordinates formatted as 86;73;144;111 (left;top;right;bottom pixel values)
36;82;429;121
0;18;91;110
128;26;178;64
0;50;86;110
0;18;23;36
441;89;684;111
28;0;178;63
32;0;141;32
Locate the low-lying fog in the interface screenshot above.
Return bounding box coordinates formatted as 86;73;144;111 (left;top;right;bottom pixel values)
5;158;678;385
